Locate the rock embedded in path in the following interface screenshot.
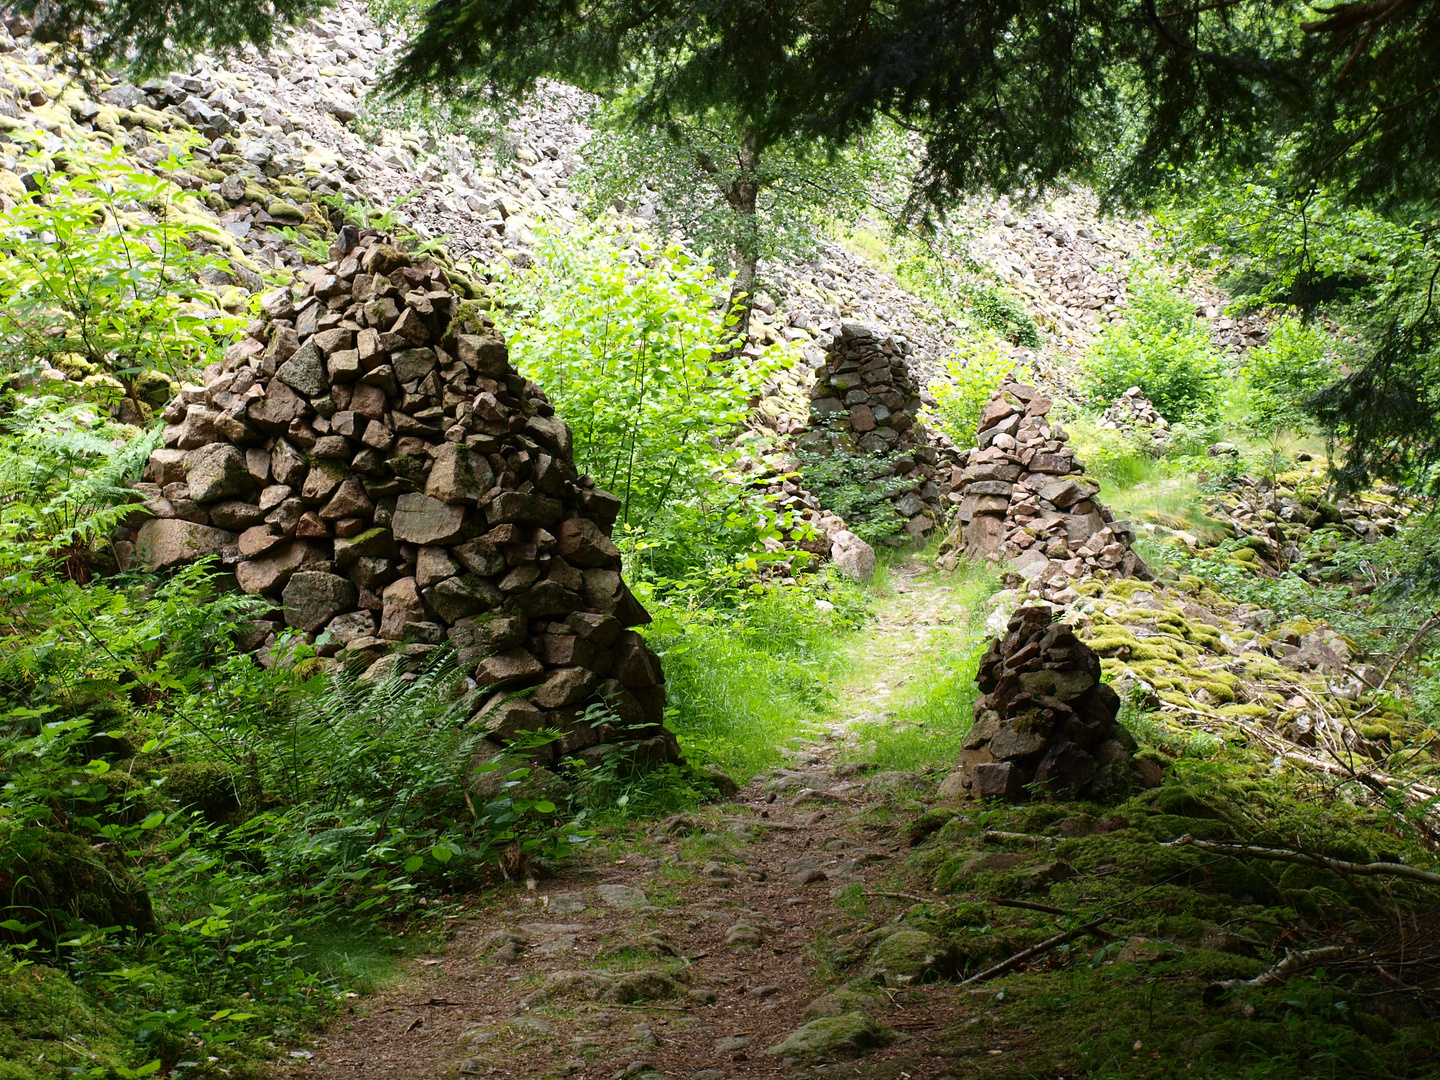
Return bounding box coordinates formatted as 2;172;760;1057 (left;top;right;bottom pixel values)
597;883;649;910
764;1012;897;1061
129;233;678;770
941;605;1140;802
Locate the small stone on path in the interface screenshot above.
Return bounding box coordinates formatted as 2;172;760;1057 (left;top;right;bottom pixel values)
597;883;649;910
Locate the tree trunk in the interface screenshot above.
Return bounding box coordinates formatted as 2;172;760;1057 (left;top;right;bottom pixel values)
723;129;760;347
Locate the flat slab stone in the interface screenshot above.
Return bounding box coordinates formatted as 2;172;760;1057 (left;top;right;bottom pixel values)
596;884;648;910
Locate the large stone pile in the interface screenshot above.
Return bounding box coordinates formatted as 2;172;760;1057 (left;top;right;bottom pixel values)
1098;387;1169;451
942;606;1135;801
938;377;1148;593
806;323;961;545
121;231;676;769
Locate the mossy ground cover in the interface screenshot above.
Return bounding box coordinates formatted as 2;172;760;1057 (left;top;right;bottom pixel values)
814;743;1440;1078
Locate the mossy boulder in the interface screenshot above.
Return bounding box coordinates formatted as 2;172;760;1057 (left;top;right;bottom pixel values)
865;928;958;986
165;760;241;822
266;200;305;223
764;1012;896;1061
0;830;155;945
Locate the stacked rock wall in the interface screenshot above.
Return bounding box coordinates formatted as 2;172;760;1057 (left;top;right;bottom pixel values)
121;231;676;769
805;322;962;545
1098;387;1169;451
939;377;1148;594
942;606;1138;801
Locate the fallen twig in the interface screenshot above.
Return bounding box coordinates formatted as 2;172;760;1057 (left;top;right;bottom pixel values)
862;890;938;904
1354;610;1440;720
1165;834;1440;886
1204;945;1347;1004
958;916;1112;986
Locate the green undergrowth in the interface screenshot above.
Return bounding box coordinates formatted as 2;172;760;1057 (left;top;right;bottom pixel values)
842;741;1440;1078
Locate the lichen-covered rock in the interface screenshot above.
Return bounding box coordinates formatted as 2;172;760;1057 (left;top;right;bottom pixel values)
944;605;1140;801
763;1012;896;1061
134;518;236;572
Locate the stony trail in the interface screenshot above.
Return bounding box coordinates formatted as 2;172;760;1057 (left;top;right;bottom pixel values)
289;557;986;1080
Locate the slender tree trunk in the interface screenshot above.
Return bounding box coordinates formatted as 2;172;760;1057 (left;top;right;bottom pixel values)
723;129;760;347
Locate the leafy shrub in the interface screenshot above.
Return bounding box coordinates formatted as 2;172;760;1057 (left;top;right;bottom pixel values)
0;140;246;413
926;332;1025;446
797;435;911;545
1082;269;1227;421
1244;315;1340;436
496;222;793;530
0;392;158;580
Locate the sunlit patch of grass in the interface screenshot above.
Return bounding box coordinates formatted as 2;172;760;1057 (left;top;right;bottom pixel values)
301;924;428;994
649;587;865;780
844;557;1000;772
1105;476;1233;546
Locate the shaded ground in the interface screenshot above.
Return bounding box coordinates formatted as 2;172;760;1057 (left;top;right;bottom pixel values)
283;558;1440;1080
288;559;983;1079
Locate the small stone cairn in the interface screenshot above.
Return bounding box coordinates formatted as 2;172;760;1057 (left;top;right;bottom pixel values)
937;376;1148;597
941;606;1135;801
806;322;961;545
122;230;676;769
1098;387;1169;452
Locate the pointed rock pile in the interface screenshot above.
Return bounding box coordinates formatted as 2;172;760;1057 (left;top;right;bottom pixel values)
938;377;1148;594
121;231;676;768
806;323;960;545
1098;387;1169;451
942;606;1136;801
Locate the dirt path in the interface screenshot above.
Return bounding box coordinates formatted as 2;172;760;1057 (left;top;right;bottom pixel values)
290;558;979;1079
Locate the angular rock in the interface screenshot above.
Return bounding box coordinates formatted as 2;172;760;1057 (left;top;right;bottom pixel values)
282;572;358;633
392;493;465;545
185;443;253;506
235;540;322;594
134;519;235;572
426;443;494;505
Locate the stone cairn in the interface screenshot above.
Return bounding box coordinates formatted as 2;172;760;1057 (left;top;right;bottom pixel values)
805;322;962;546
1098;387;1169;452
121;231;677;769
942;606;1135;801
937;377;1148;598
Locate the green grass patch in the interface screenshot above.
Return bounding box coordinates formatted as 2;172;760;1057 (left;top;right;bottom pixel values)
647;584;866;779
844;559;1000;772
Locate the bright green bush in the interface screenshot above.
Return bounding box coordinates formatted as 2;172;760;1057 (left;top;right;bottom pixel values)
1082;269;1227;421
648;582;867;779
1245;315;1340;436
496;222;793;531
0;141;245;413
926;331;1025;446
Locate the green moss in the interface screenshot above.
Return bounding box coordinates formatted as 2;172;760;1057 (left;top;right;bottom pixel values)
1216;702;1271;719
266;200;305;223
165;760;241;822
0;830;154;945
445;298;497;340
132;368;178;407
